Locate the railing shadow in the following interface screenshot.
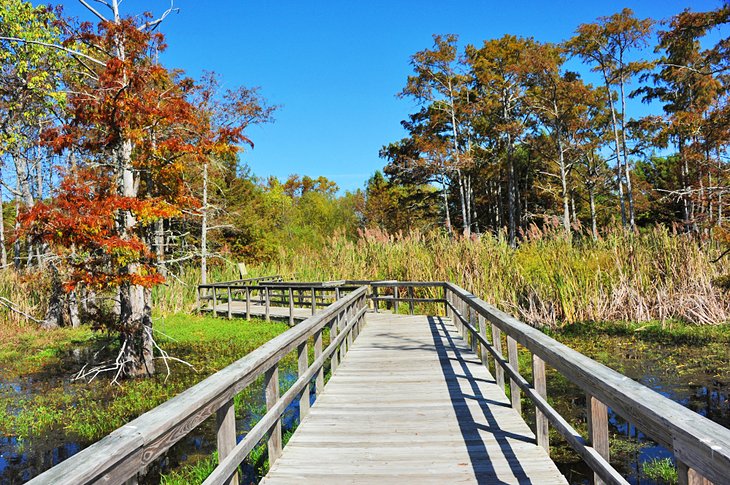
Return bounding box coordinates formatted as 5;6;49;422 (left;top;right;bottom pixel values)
428;315;535;484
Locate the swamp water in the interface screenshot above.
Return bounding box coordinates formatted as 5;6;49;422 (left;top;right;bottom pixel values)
1;331;728;485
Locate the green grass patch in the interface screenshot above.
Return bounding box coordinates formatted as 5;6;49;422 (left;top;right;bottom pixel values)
642;458;678;484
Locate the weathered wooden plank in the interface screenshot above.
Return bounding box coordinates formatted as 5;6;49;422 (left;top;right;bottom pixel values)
216;399;238;485
262;313;566;485
533;354;549;452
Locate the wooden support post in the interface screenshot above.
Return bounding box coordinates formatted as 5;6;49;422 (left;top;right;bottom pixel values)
532;354;549;452
492;325;505;391
264;287;270;322
393;286;399;314
298;341;310;419
335;287;340;301
677;461;713;485
507;336;521;414
245;287;251;320
265;365;282;465
314;328;324;396
478;314;488;367
408;286;415;315
216;398;238;485
196;286;201;314
311;287;316;315
288;288;294;326
227;287;232;320
330;318;339;373
373;286;379;313
212;288;218;316
587;393;609;485
469;307;478;353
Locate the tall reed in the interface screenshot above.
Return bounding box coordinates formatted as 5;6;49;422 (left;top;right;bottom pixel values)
267;225;730;328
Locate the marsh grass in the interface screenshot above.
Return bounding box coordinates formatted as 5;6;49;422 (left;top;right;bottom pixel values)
642;458;679;484
268;225;730;327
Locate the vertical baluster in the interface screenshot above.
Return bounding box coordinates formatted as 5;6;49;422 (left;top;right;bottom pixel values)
311;287;316;315
408;286;414;315
532;355;549;452
478;314;488;367
507;336;521;414
289;288;294;326
330;317;339;373
298;341;310;419
245;287;251;320
587;393;609;485
491;326;505;391
393;286;399;314
265;287;270;321
373;286;379;313
265;365;282;465
469;307;478;353
314;328;324;396
212;287;218;316
216;398;238;485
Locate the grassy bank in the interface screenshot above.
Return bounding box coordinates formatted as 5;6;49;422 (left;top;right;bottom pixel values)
0;314;290;442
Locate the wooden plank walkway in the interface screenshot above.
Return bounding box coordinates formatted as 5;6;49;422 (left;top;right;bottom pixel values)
262;313;567;484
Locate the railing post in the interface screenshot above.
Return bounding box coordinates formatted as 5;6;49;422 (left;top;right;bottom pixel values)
507;336;521;414
533;354;549;452
393;286;399;314
677;461;713;485
335;287;340;301
227;286;232;320
289;288;294;326
469;306;478;353
245;287;251;320
265;365;282;465
311;287;316;315
196;286;201;313
373;286;379;313
478;314;488;367
216;398;238;485
314;328;324;396
491;325;505;391
212;287;218;316
445;288;451;320
587;393;609;485
265;287;270;322
408;286;415;315
298;341;310;419
330;317;339;373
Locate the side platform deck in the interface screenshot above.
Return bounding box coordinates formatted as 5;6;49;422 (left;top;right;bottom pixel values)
262;313;567;484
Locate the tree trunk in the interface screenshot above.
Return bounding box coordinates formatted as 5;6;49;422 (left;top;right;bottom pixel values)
154;218;167;278
0;174;7;269
602;69;627;228
508;154;517;247
119;282;155;378
589;185;598;240
201;161;209;285
440;172;452;235
558;142;571;236
619;77;636;230
456;169;470;237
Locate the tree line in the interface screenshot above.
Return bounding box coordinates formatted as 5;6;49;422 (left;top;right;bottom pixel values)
373;6;730;245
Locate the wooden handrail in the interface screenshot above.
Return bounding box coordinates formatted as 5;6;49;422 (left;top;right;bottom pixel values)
28;286;369;485
444;282;729;485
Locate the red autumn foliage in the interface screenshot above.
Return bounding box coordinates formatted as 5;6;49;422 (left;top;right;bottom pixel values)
18;168;176;291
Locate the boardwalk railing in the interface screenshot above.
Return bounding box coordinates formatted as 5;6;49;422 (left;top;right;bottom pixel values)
199;279;361;324
29;286;368;485
443;282;730;485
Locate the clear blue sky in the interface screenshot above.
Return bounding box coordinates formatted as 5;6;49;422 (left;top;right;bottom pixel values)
45;0;725;192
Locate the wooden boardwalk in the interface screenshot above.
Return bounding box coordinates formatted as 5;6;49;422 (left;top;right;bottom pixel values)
262;313;567;484
205;302;315;321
